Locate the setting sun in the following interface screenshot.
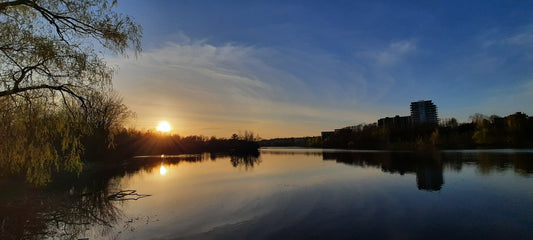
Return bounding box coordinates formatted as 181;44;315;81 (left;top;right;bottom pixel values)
156;121;171;132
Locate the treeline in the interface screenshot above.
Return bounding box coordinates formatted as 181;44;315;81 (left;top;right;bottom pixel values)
0;91;260;185
89;130;260;160
266;112;533;150
260;137;322;148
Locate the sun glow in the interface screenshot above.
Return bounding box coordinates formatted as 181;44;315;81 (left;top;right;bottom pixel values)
157;121;171;132
160;164;167;175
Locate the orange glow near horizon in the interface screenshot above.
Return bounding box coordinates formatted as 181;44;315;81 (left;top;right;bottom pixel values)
157;121;172;132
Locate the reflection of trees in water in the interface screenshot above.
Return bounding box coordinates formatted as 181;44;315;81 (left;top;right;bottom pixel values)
1;152;264;239
0;185;115;240
131;154;204;175
128;152;262;173
230;152;261;170
0;168;151;239
438;151;533;176
323;151;533;191
259;150;322;157
472;152;533;176
37;187;122;240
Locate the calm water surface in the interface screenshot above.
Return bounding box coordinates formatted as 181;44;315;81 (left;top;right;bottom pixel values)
2;148;532;239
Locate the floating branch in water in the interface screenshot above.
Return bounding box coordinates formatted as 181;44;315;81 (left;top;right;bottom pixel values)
107;190;151;201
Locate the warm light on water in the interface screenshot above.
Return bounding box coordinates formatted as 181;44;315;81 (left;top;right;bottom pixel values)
159;164;167;175
103;149;533;240
8;148;532;239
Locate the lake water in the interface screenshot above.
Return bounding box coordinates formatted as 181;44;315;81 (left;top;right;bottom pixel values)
1;148;532;240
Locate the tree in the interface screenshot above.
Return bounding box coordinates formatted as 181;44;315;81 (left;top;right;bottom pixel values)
440;118;458;128
470;113;487;126
0;96;86;185
0;0;141;184
0;0;141;102
84;90;133;146
81;90;134;160
506;112;529;147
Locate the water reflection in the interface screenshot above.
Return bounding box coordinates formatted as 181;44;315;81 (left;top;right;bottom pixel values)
322;151;444;191
0;153;207;240
1;149;532;240
0;152;262;239
135;151;261;171
230;152;261;169
1;175;126;240
415;161;444;191
138;149;532;193
317;150;533;191
142;149;533;239
160;164;167;175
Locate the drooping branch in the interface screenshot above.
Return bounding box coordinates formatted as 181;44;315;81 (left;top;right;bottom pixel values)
0;83;86;106
0;0;140;101
0;0;141;54
23;1;101;43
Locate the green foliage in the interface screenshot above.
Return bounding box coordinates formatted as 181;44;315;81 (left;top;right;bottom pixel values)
0;97;86;185
314;112;531;150
306;137;322;148
1;0;142;99
0;0;141;185
429;129;439;146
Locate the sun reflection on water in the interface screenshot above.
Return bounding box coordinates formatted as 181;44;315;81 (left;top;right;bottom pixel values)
160;164;167;175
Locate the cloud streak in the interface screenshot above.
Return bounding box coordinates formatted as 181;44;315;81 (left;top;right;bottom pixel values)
108;38;391;137
374;40;417;67
104;1;533;138
107;30;532;138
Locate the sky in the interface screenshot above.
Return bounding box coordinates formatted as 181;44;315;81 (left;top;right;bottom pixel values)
108;0;533;138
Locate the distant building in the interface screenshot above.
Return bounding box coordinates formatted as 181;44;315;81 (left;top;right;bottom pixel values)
322;100;439;136
378;115;412;128
410;100;438;125
329;125;364;133
321;131;334;140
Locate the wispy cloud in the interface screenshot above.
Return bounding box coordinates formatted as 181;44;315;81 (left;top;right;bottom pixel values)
480;25;533;49
374;40;417;67
502;25;533;46
108;38;381;137
351;39;418;103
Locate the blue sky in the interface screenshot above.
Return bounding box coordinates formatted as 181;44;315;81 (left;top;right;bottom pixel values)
109;0;533;138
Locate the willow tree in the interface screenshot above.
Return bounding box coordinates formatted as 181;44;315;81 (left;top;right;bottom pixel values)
0;0;141;185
